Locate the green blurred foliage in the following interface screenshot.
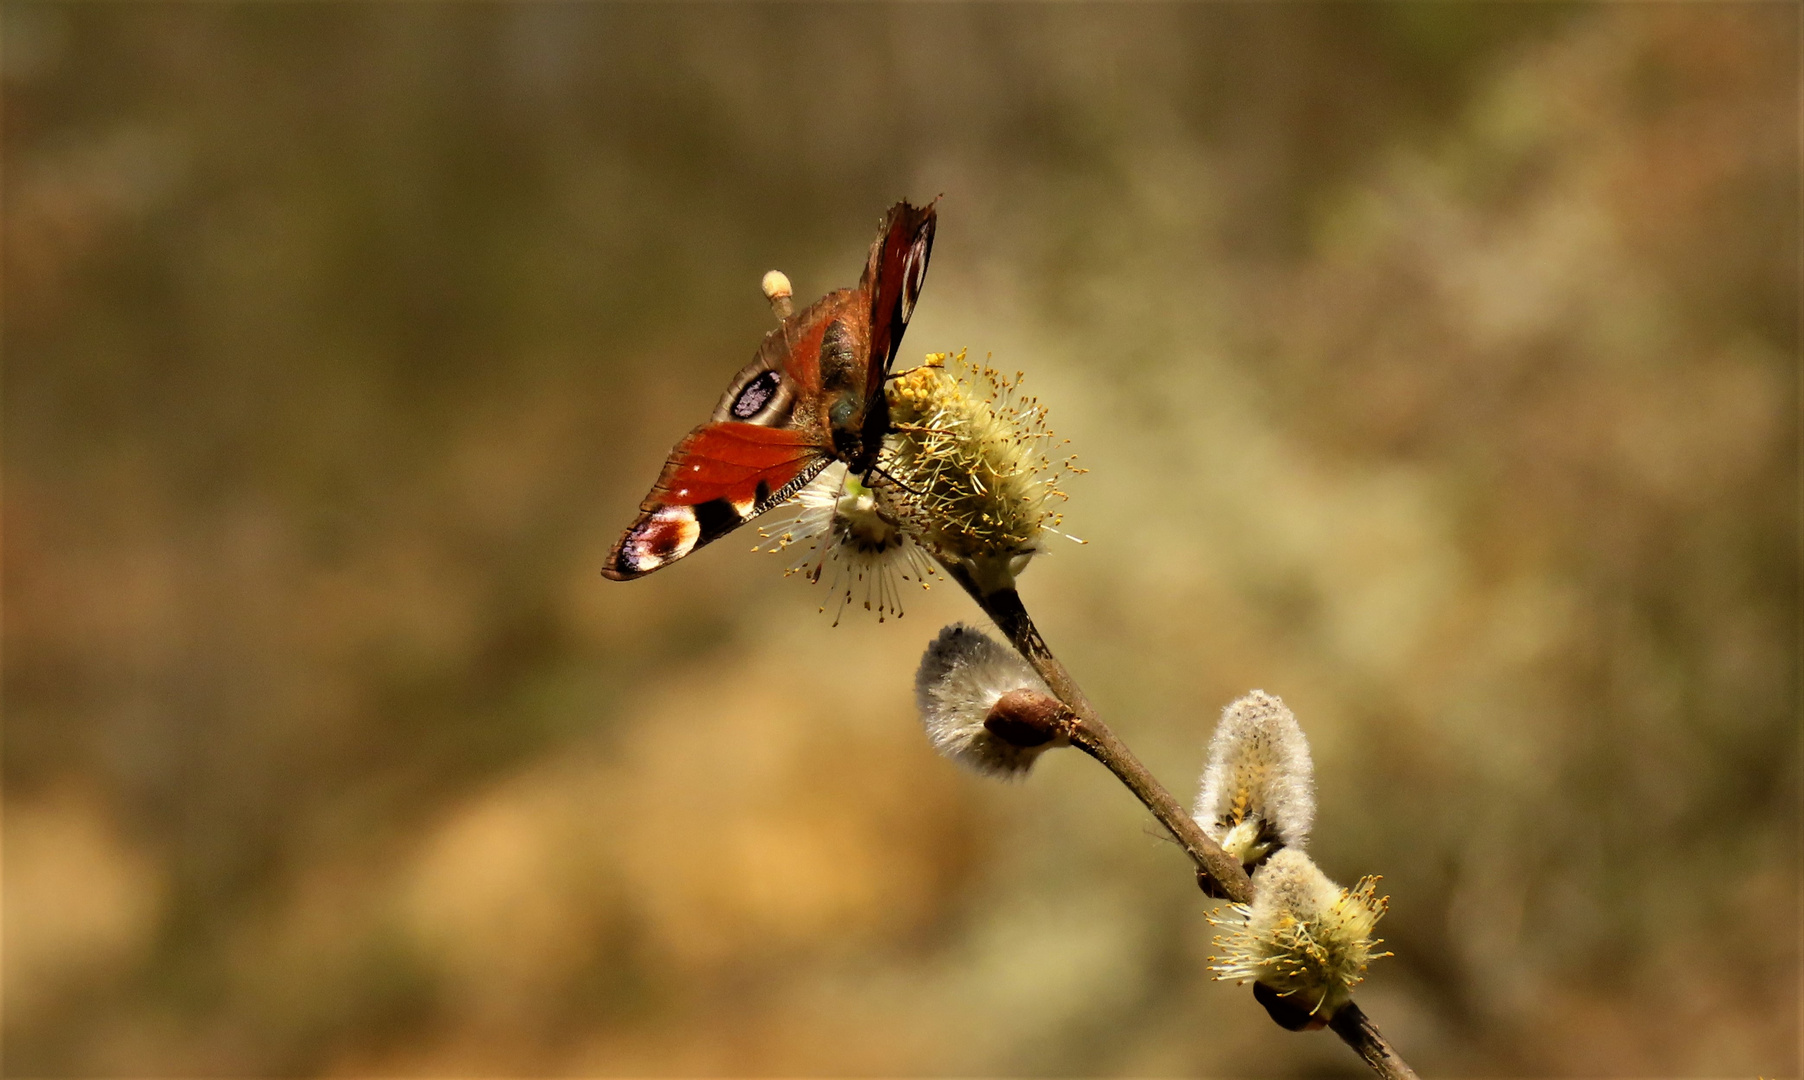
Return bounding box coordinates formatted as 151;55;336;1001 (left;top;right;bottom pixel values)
3;3;1794;1076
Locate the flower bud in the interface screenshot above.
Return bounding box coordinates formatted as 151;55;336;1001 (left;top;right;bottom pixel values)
1193;690;1314;870
914;623;1069;776
984;687;1071;747
1208;849;1390;1024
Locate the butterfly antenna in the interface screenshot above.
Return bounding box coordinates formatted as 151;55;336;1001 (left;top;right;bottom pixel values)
890;421;956;437
866;463;927;497
761;270;793;321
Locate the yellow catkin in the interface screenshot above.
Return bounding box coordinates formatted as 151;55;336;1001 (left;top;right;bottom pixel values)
1208;849;1391;1019
881;350;1081;592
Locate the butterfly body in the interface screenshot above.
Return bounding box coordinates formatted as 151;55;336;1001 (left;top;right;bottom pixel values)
604;202;936;581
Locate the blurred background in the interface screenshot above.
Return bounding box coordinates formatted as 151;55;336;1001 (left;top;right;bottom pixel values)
4;3;1796;1076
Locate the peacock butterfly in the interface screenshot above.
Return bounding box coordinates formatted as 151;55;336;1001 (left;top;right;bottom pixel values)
603;200;937;580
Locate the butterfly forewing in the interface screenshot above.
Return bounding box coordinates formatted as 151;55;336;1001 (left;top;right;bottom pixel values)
603;421;828;581
862;201;938;383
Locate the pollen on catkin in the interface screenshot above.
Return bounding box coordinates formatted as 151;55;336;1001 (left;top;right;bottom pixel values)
1193;690;1315;870
1208;848;1390;1021
879;350;1081;597
757;463;938;624
914;623;1068;777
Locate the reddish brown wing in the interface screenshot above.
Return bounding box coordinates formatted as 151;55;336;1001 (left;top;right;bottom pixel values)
846;201;936;467
860;200;937;387
603;294;845;581
602;422;827;580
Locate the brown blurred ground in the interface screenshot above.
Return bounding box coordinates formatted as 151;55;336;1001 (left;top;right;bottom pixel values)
3;4;1796;1076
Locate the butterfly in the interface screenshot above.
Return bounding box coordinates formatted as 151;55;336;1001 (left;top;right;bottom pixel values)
603;200;937;581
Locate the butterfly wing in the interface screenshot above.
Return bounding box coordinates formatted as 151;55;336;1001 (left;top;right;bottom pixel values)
847;200;937;465
605;200;938;581
604;302;841;581
860;200;937;384
603;423;828;580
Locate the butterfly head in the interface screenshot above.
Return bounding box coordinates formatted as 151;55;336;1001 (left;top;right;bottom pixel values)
828;391;860;430
830;387;888;476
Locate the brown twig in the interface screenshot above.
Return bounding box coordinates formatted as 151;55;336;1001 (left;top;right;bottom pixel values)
958;578;1252;902
1330;1002;1422;1080
949;569;1420;1080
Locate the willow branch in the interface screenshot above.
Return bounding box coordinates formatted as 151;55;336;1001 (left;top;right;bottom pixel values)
955;576;1251;903
1330;1002;1421;1080
947;569;1420;1080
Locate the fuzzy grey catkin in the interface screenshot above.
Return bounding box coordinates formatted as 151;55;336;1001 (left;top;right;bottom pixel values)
914;623;1065;776
1193;690;1315;868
